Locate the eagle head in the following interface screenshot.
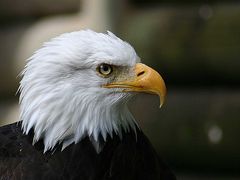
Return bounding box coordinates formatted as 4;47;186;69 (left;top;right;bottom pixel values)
19;30;166;152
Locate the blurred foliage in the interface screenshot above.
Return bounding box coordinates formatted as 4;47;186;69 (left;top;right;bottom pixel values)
0;0;79;20
120;4;240;87
131;90;240;175
131;0;240;5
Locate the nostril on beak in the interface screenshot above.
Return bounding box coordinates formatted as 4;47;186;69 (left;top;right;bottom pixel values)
137;71;145;77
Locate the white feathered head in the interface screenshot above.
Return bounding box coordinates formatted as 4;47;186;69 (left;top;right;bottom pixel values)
19;30;166;152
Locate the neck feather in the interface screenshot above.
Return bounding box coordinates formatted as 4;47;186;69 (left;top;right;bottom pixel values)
21;89;137;153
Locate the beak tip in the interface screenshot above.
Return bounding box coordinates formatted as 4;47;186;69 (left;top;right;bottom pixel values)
159;101;164;108
159;94;166;108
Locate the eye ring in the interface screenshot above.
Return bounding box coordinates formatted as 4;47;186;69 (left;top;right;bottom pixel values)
97;63;113;77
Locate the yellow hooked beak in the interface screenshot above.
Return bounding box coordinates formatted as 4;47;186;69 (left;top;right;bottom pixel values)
103;63;167;107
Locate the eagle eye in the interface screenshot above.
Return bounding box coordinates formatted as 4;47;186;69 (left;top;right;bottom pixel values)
97;64;113;77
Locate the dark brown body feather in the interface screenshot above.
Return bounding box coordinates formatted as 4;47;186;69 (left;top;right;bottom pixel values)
0;122;176;180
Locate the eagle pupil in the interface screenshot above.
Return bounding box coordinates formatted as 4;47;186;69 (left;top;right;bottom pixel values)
103;65;109;72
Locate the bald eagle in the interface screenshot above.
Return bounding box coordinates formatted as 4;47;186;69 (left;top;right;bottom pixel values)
0;30;176;179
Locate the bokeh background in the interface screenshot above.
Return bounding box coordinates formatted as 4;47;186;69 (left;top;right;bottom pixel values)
0;0;239;179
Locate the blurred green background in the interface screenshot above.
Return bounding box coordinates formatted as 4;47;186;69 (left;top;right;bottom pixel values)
0;0;239;179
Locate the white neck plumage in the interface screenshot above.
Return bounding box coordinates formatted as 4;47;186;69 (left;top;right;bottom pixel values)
21;88;137;153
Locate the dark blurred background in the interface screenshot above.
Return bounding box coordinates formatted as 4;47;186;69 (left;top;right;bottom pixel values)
0;0;239;179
